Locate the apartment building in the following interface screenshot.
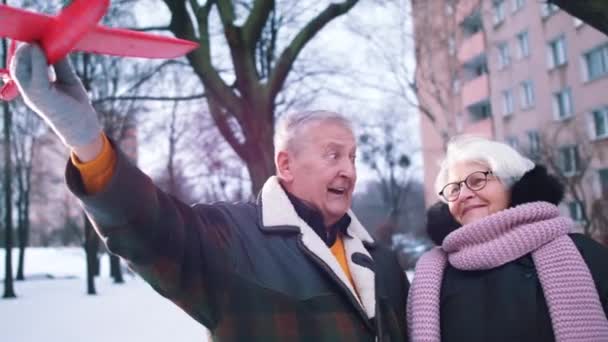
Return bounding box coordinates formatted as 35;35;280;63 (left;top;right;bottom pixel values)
413;0;608;237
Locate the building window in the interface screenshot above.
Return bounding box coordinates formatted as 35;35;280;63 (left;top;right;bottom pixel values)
461;10;483;37
520;80;535;109
474;62;489;76
591;106;608;139
547;35;567;69
527;130;541;156
541;3;559;18
512;0;525;13
573;17;584;28
506;136;519;149
493;0;506;26
599;169;608;198
559;145;580;175
448;34;456;56
498;42;511;69
517;31;530;59
451;72;461;94
456;112;464;133
553;88;573;120
502;89;514;116
584;43;608;81
445;0;454;15
469;102;492;122
568;201;584;222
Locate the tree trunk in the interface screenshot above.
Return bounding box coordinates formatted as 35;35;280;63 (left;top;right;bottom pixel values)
3;95;16;298
243;142;275;196
3;25;16;297
110;254;124;284
16;241;26;281
84;213;97;295
16;201;29;281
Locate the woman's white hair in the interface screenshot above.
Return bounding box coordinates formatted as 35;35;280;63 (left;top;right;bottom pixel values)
434;135;535;201
273;110;354;159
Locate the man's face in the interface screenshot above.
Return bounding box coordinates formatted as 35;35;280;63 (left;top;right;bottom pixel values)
279;121;357;226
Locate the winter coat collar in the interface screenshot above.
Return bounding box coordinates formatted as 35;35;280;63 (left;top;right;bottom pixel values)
284;186;352;246
256;176;377;321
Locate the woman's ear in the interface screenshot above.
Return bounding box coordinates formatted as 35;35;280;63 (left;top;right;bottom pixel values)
510;165;564;207
426;201;461;246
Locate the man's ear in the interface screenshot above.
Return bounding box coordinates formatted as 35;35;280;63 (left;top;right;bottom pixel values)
276;150;294;182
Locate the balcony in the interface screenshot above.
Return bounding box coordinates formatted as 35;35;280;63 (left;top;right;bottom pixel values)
463;115;493;138
462;73;489;109
458;31;485;65
456;0;481;25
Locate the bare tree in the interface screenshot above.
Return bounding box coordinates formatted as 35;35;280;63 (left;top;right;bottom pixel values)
156;0;361;193
349;0;476;149
152;98;250;204
10;106;44;281
534;121;598;236
357;112;418;245
153;100;206;204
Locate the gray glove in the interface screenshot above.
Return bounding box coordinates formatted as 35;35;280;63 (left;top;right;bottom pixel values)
10;43;102;148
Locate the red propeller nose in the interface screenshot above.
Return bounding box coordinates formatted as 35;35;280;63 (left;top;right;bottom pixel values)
0;66;18;101
0;40;18;100
0;80;18;101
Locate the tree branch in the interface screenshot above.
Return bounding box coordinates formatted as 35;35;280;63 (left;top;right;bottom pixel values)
163;0;242;116
216;0;237;24
128;26;171;32
267;0;359;100
92;93;206;104
243;0;275;47
216;0;263;101
208;98;246;159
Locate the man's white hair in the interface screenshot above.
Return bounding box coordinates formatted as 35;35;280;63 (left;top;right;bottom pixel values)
273;110;354;160
434;135;535;201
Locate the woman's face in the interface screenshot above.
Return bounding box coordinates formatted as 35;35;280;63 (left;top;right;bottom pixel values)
446;161;511;225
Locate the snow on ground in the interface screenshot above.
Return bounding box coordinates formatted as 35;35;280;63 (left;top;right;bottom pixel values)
0;248;208;342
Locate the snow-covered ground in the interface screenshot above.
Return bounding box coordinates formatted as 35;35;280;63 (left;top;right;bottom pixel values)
0;248;209;342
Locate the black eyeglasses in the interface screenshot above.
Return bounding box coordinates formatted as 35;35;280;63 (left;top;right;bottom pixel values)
439;170;493;202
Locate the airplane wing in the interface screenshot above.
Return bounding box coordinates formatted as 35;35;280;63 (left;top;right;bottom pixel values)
74;26;198;59
0;4;197;60
0;5;51;42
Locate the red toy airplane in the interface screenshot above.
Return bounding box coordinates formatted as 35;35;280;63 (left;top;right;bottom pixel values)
0;0;198;101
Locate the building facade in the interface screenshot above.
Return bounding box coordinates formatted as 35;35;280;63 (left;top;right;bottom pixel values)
413;0;608;240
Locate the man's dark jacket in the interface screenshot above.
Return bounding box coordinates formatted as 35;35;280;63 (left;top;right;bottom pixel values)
66;149;409;342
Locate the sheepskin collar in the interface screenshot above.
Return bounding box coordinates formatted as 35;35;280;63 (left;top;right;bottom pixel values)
256;176;377;320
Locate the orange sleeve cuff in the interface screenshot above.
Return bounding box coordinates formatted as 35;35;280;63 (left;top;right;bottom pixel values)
71;133;117;194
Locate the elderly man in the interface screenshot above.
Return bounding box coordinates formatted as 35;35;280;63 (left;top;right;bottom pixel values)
10;44;409;341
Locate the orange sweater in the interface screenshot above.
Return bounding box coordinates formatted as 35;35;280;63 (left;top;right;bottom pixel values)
73;133;355;289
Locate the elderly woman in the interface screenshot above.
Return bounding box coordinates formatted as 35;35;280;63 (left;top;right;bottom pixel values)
407;136;608;342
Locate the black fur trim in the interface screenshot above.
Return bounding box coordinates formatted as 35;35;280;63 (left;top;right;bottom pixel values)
509;165;564;207
426;201;461;246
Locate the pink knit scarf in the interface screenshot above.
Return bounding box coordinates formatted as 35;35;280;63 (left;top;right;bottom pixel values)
407;202;608;342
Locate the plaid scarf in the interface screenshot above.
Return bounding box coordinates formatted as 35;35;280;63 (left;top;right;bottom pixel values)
408;202;608;342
